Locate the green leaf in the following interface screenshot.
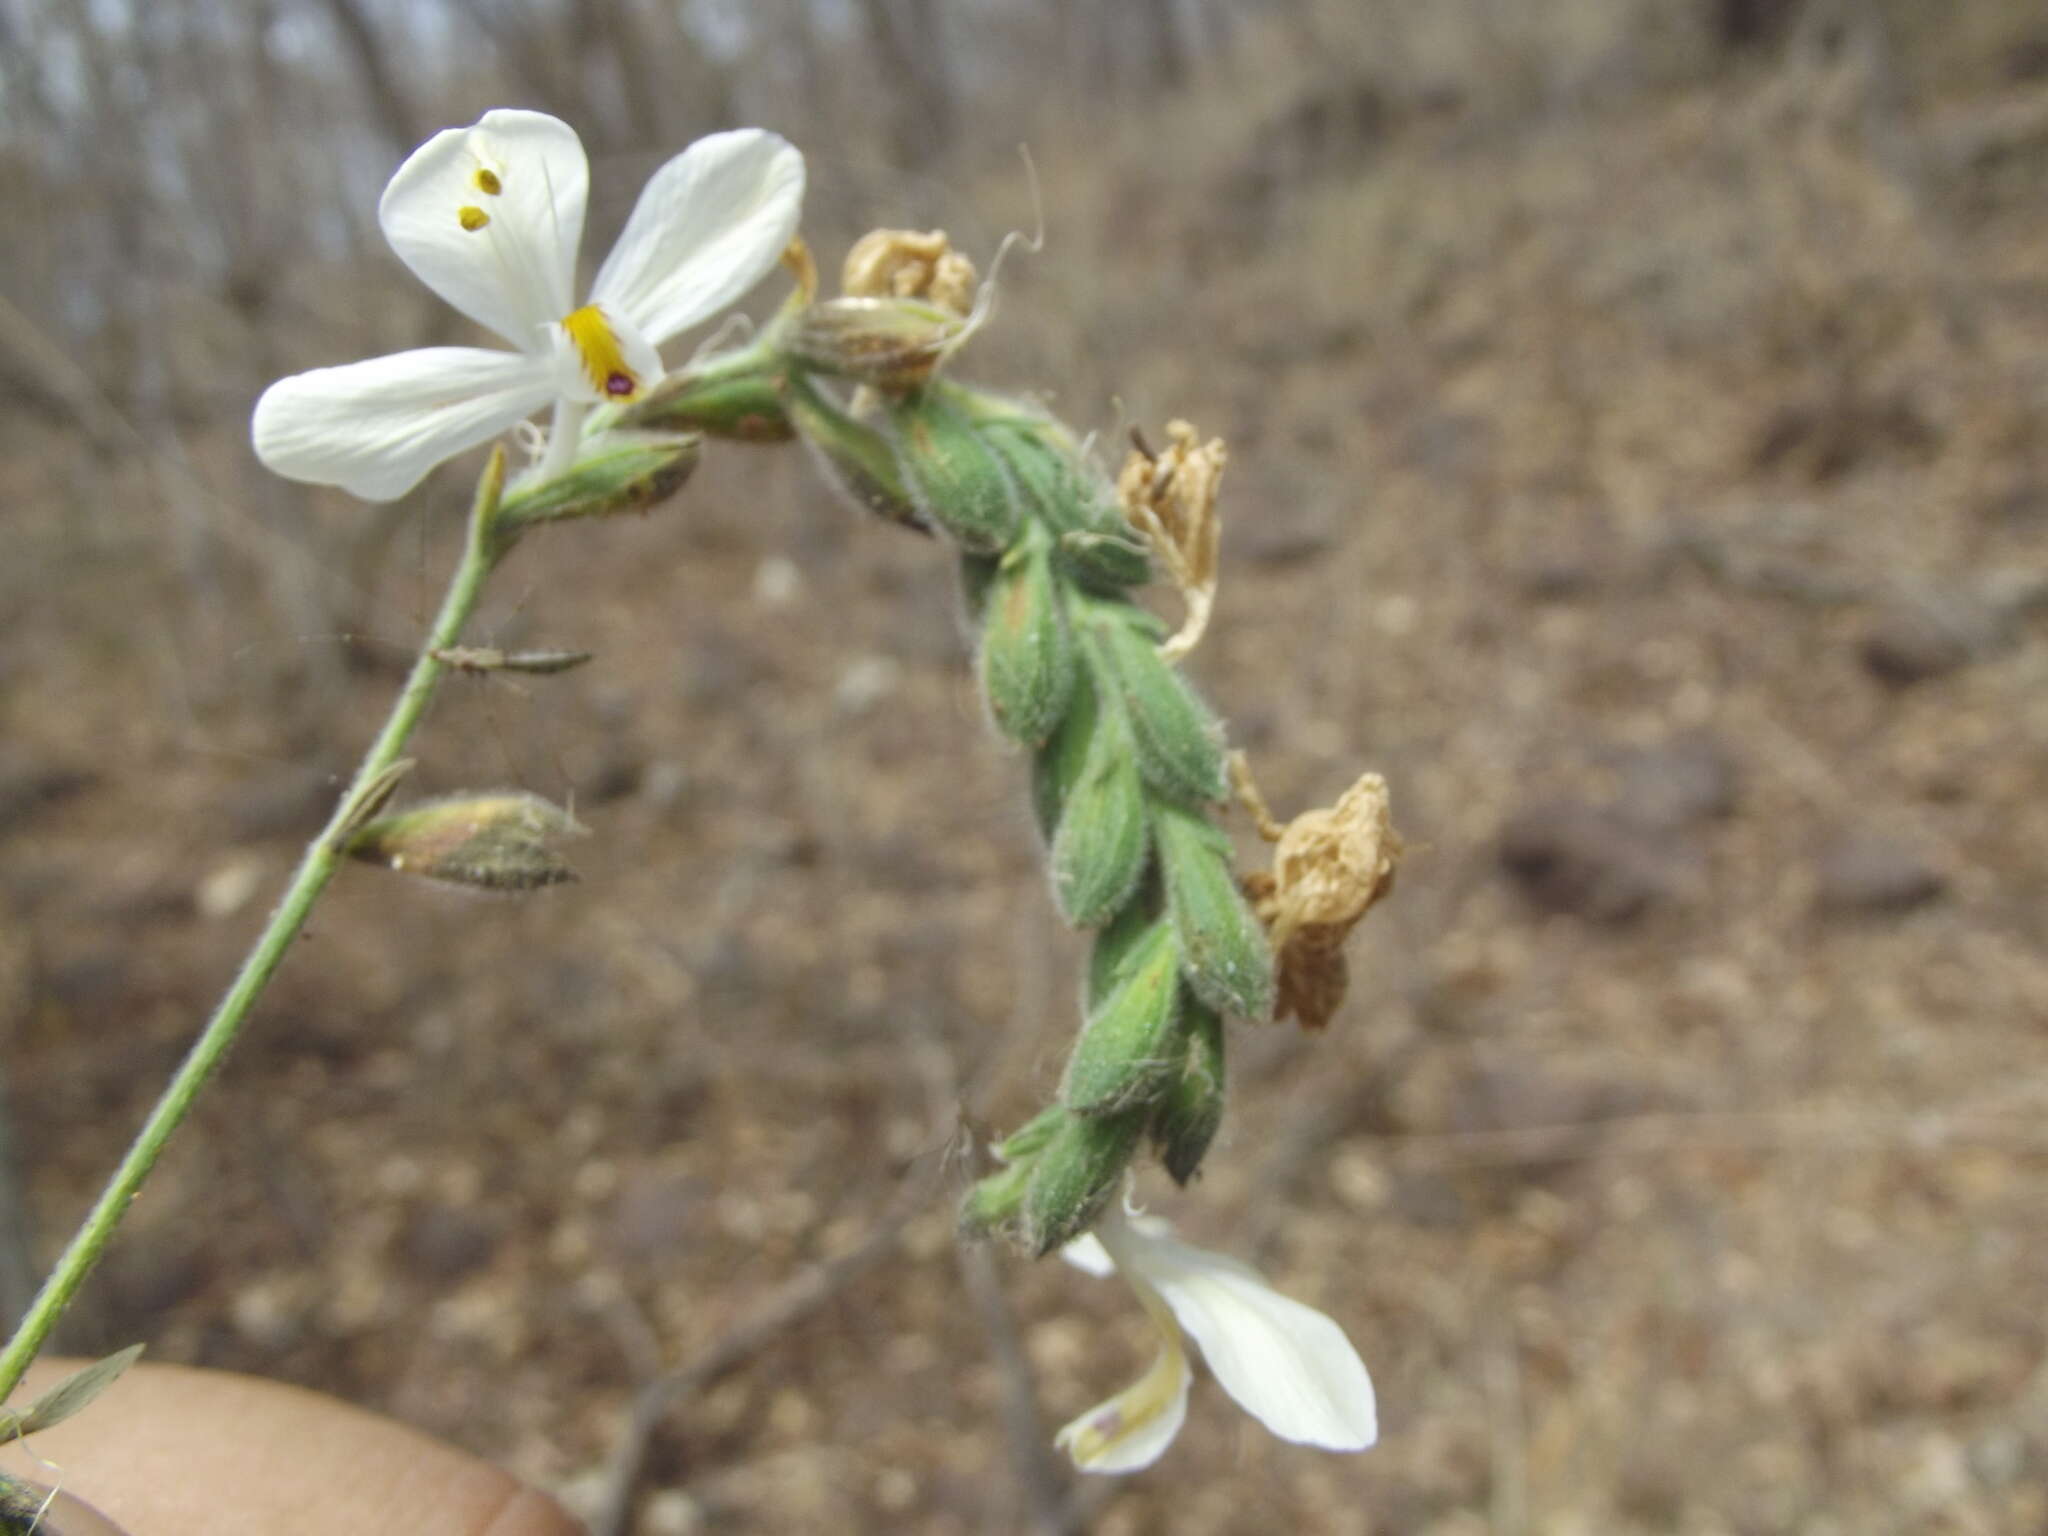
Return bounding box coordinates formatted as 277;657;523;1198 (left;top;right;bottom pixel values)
0;1344;145;1444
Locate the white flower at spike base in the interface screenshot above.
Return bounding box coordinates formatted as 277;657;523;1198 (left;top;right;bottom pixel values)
1055;1202;1377;1474
252;111;804;501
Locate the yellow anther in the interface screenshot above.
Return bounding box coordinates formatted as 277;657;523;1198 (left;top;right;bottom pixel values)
458;205;490;232
560;304;641;400
473;167;503;195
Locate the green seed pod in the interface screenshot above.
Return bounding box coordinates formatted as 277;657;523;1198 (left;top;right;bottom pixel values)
888;387;1022;554
1153;799;1275;1019
983;420;1152;591
1022;1106;1146;1257
1091;611;1229;806
619;362;793;440
784;370;927;533
784;296;966;392
1062;916;1183;1116
496;432;700;531
345;791;585;892
1046;670;1151;927
957;1157;1032;1242
1151;995;1225;1185
978;528;1077;747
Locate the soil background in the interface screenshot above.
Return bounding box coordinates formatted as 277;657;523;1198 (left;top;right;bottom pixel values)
4;3;2048;1532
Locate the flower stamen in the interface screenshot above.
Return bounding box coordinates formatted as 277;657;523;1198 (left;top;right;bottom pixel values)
458;206;490;232
473;166;503;195
560;304;642;399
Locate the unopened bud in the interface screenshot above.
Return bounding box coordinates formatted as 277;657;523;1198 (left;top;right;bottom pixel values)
995;1104;1068;1164
977;527;1077;747
497;432;700;530
1023;1107;1145;1257
983;420;1152;591
1151;998;1225;1185
345;791;584;891
1084;894;1160;1010
957;1157;1032;1242
887;387;1022;554
785;297;968;393
784;370;927;533
1153;800;1275;1019
1041;665;1150;928
621;363;792;441
1062;916;1182;1116
1090;609;1228;806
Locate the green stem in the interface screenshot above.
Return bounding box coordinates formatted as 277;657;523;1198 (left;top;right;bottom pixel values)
0;450;514;1405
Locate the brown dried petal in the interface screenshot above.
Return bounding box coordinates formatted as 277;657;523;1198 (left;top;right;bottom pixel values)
1117;420;1226;660
842;228;977;315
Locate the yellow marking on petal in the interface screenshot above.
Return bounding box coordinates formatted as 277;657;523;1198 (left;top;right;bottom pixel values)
458;205;490;232
561;304;642;400
1056;1331;1188;1468
473;166;503;195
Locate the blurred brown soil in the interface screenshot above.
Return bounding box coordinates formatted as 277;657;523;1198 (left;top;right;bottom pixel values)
6;15;2048;1536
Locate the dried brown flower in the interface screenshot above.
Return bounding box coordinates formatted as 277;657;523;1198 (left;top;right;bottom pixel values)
1117;420;1225;661
842;228;978;315
1236;764;1400;1031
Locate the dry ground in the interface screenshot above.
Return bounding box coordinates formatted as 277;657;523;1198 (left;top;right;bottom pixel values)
5;11;2048;1534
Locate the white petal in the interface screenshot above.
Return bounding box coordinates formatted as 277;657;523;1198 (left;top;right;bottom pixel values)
590;129;805;345
252;348;554;501
380;109;588;346
1053;1336;1192;1474
1060;1233;1117;1278
1107;1221;1377;1452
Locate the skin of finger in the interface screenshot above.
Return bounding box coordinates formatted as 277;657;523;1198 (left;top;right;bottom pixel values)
0;1360;581;1536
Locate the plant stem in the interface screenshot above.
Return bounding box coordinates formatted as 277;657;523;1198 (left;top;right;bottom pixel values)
0;450;513;1405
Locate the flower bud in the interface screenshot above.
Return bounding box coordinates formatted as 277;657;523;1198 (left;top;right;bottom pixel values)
957;1157;1032;1242
1153;800;1275;1019
345;791;584;891
995;1104;1068;1164
784;370;927;533
1023;1106;1146;1257
497;432;699;531
977;527;1077;747
1042;666;1150;928
784;296;967;392
1090;610;1228;806
1151;997;1225;1185
982;420;1152;591
1062;916;1182;1116
887;387;1022;554
1084;892;1160;1009
621;364;792;441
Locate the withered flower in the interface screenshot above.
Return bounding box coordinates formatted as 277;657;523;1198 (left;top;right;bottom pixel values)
842;227;977;314
1117;421;1225;662
1236;766;1400;1031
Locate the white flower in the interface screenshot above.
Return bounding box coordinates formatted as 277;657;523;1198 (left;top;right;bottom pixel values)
252;110;804;501
1055;1202;1377;1473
